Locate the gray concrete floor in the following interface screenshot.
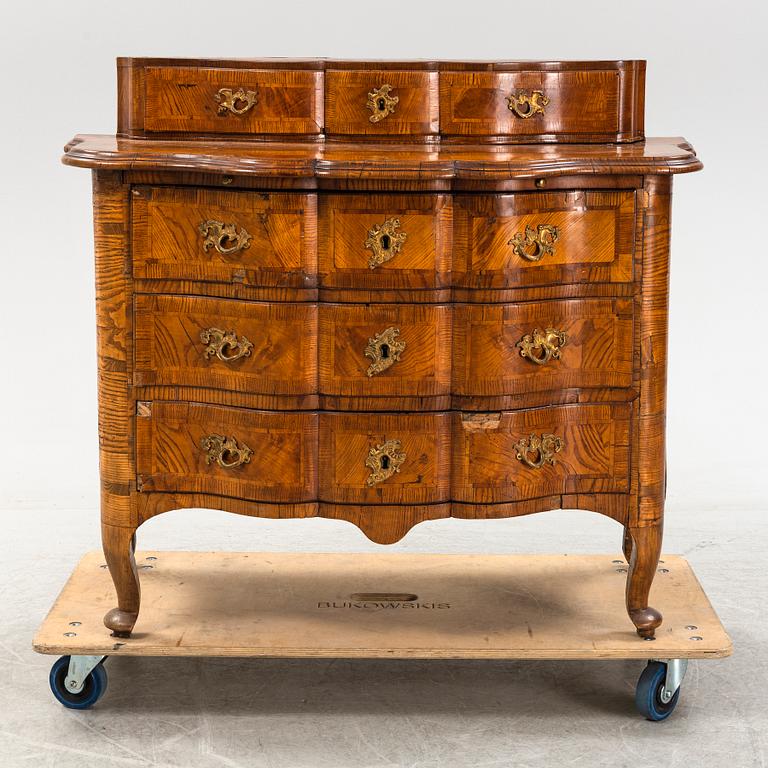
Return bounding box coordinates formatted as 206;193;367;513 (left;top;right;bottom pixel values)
1;506;765;768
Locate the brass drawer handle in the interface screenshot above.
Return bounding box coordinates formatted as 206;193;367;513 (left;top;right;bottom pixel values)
514;433;564;469
199;220;252;256
366;439;406;486
215;87;258;116
508;224;559;262
365;327;406;377
201;434;252;469
506;90;549;119
366;84;399;123
517;328;568;366
200;327;254;363
365;217;407;269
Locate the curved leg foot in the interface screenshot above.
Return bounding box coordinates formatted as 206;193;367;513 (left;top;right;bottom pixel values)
102;523;140;638
625;523;663;638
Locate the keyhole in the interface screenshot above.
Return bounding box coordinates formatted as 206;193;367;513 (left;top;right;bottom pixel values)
378;97;386;111
380;234;391;250
381;455;390;470
380;343;390;359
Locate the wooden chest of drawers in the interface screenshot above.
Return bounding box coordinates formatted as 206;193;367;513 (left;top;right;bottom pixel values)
64;58;702;640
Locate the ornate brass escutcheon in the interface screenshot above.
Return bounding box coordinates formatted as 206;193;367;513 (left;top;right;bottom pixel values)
506;90;549;119
364;327;406;377
199;220;252;256
200;434;253;469
364;217;407;269
214;87;258;116
366;83;399;123
200;327;254;363
513;433;564;469
508;224;560;262
365;439;406;486
516;328;568;366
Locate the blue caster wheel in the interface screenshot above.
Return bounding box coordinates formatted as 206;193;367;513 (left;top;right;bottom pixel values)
635;660;681;721
49;656;108;709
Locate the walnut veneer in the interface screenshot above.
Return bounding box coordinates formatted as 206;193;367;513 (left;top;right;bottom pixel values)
64;58;701;639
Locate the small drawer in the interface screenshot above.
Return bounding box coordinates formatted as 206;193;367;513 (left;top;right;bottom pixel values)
453;190;635;290
440;62;644;142
131;187;316;289
325;68;438;136
452;404;631;504
319;194;451;292
453;298;634;399
319;304;451;403
133;295;318;397
139;65;323;135
319;412;451;505
136;402;318;502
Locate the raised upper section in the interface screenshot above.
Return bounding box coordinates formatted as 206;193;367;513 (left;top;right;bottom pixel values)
117;58;646;143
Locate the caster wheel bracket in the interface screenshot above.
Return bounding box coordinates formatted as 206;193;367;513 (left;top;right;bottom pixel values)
64;655;107;694
650;657;688;704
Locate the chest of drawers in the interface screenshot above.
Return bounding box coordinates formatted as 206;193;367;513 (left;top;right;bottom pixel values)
64;58;701;640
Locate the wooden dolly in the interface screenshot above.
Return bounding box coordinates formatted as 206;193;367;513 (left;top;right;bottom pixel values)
33;552;732;720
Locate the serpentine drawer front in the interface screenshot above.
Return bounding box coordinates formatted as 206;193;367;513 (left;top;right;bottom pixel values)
65;58;702;640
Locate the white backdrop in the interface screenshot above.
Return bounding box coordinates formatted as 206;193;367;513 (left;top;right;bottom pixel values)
1;0;766;517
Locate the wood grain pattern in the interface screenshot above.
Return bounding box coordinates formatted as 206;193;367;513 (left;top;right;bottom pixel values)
452;404;631;504
319;194;452;291
325;68;439;137
453;191;635;290
318;303;452;403
452;298;634;398
142;66;323;136
136;402;318;502
440;69;628;140
319;412;452;506
134;294;318;396
92;171;141;636
132;186;317;289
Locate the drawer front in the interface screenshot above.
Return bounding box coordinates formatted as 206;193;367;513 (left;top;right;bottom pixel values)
136;402;318;501
132;187;316;288
440;68;636;140
454;191;635;289
453;298;634;397
325;69;438;136
142;66;323;135
319;194;451;291
453;404;631;503
320;413;451;505
134;295;318;396
319;304;451;400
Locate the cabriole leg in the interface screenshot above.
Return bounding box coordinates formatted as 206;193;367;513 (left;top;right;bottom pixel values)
625;523;663;638
102;522;140;637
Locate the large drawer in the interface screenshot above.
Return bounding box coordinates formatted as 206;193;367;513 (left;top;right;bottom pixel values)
453;191;636;290
318;194;452;292
135;402;318;502
131;187;316;290
453;404;631;503
133;295;318;396
452;298;634;399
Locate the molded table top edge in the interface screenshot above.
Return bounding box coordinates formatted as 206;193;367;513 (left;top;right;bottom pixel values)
62;135;702;178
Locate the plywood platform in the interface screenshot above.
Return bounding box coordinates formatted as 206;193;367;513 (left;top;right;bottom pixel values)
33;552;732;660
